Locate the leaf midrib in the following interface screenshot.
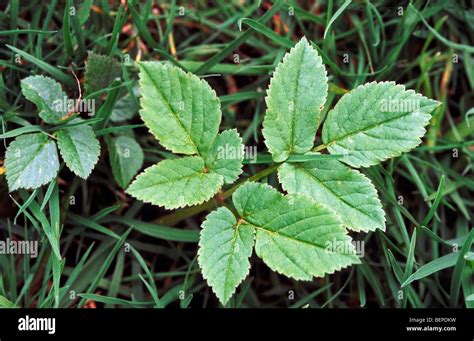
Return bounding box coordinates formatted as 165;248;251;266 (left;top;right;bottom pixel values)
141;65;200;155
223;225;243;300
287;45;305;155
239;193;341;251
59;130;85;175
294;164;382;227
14;136;49;177
324;104;431;147
242;207;342;251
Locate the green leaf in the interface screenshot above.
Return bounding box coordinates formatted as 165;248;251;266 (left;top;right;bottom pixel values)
110;94;137;122
465;252;474;262
205;129;244;184
127;156;223;209
0;295;15;308
84;52;121;95
5;133;59;191
322;81;440;168
20;75;67;124
77;0;94;25
278;159;385;232
263;37;328;162
95;216;199;243
56;118;100;179
129;64;242;209
6;45;75;88
137;62;221;156
402;252;458;287
450;228;474;306
233;182;360;280
108;135;144;188
198;207;255;305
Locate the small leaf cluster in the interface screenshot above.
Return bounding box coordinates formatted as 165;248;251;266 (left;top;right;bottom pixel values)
126;62;244;209
3;52;145;191
5;76;100;191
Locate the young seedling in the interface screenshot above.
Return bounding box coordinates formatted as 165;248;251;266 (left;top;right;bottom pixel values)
4;53;144;191
126;37;440;306
3;37;441;307
4;75;100;191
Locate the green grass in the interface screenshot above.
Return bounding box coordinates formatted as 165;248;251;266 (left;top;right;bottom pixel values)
0;0;473;308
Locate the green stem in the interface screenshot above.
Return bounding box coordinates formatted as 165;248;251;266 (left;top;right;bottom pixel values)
156;142;329;225
156;163;281;226
313;143;328;152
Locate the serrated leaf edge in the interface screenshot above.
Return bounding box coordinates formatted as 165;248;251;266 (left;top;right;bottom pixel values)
127;156;225;210
322;81;441;168
137;61;222;157
20;75;67;124
197;207;255;305
277;161;386;232
263;36;329;161
5;134;60;191
56;128;101;180
234;182;360;280
206;128;244;184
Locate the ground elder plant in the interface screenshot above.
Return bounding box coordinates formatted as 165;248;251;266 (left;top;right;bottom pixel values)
3;51;145;193
5;76;100;191
120;37;441;305
0;0;473;317
1;0;471;312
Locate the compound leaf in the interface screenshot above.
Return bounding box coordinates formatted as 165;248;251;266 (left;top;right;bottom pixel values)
198;207;255;305
20;75;68;124
278;159;385;232
233;182;360;280
56;118;100;179
322;81;440;168
127;156;223;209
137;62;221;156
108;135;144;188
205;129;244;184
5;133;59;191
263;37;328;162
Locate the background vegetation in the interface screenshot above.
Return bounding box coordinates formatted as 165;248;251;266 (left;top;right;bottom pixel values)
0;0;473;308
